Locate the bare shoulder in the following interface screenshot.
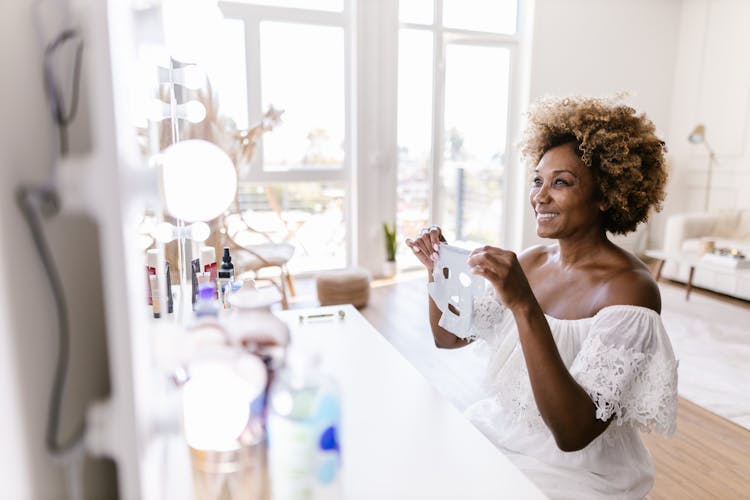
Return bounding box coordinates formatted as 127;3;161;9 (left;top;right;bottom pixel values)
517;244;554;271
597;249;661;314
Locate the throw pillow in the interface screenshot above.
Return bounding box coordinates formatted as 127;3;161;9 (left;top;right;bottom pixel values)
712;209;741;238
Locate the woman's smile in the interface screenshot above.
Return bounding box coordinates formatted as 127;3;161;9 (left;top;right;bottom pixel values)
536;212;559;222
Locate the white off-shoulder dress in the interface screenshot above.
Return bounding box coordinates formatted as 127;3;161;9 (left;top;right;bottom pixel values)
459;290;679;500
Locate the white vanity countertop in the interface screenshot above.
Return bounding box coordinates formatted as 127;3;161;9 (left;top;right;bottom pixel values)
275;305;546;500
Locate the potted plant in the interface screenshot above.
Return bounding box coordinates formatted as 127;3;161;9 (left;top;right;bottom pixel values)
382;222;397;278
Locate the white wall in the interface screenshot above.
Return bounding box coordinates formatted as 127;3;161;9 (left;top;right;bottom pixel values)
520;0;682;251
0;0;117;498
665;0;750;219
353;0;399;275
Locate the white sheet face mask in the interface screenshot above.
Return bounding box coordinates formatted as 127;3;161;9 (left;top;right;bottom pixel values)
427;243;486;338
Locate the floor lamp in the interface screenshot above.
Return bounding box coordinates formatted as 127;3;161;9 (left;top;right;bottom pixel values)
688;124;716;212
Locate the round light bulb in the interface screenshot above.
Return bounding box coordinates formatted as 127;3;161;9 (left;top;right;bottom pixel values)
183;101;207;123
189;221;210;242
146;99;167;122
154;222;176;243
160;139;236;222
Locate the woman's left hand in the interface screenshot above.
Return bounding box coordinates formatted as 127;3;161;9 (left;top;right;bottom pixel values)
467;246;535;310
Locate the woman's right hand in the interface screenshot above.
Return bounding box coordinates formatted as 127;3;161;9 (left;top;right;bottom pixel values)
405;226;446;273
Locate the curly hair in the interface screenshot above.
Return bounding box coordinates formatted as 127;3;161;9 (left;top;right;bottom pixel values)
519;95;668;235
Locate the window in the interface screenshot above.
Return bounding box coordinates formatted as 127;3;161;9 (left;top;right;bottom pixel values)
259;22;346;171
133;0;524;275
396;0;520;267
215;1;351;273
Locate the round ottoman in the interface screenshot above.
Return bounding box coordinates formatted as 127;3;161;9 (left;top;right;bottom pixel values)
316;268;371;308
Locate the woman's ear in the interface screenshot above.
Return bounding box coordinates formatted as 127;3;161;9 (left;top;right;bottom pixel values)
599;201;609;212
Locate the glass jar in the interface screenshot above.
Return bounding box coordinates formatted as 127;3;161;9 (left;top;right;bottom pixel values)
181;347;268;500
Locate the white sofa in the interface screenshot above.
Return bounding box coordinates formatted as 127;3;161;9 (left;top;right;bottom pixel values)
660;210;750;301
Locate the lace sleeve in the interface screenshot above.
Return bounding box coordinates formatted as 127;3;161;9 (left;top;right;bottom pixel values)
466;285;507;341
569;306;679;437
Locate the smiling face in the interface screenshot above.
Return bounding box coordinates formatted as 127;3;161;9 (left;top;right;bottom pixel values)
529;142;604;240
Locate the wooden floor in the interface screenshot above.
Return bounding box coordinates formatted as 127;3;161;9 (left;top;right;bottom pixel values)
348;272;750;499
643;398;750;499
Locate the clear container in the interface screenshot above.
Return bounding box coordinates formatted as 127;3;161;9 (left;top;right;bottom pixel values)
266;348;341;500
225;284;290;418
181;347;268;500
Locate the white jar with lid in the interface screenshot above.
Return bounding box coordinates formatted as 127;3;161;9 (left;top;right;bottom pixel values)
224;281;290;354
224;281;290;420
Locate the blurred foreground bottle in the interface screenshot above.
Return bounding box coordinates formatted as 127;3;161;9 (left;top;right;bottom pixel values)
225;282;290;421
267;346;341;500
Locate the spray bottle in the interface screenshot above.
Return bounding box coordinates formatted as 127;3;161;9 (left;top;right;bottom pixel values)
218;247;235;308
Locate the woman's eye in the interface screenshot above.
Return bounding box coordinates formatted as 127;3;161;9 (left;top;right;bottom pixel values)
532;177;542;186
554;178;570;186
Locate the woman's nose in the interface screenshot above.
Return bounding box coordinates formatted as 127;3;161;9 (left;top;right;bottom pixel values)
532;183;550;203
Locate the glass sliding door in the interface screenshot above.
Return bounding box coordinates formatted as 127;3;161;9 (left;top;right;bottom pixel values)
396;0;519;265
440;43;511;245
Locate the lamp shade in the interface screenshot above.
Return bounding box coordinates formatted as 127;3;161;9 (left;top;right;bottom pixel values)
160;139;236;222
688;124;706;144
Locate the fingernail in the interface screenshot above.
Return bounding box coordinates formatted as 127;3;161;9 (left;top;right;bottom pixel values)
413;247;421;253
432;252;439;261
433;243;439;251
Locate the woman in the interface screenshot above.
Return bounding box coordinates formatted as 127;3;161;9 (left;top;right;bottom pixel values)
406;96;678;499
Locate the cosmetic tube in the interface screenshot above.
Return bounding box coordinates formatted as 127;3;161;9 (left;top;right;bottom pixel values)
191;258;200;309
146;248;159;305
201;246;218;299
166;261;174;314
150;275;161;319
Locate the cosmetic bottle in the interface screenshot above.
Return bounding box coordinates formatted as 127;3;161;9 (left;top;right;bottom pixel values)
201;246;218;299
166;261;174;314
218;247;235;308
194;281;219;318
191;259;201;309
182;347;268;500
146;248;159;305
149;275;161;319
267;344;341;500
197;271;209;288
225;283;290;421
223;280;244;311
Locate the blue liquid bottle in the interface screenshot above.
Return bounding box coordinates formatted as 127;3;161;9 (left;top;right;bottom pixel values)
267;348;341;500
